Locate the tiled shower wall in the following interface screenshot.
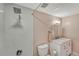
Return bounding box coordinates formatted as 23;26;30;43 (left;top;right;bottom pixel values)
0;3;33;56
0;3;4;55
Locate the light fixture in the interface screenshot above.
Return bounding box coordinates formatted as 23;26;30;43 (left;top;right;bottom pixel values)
52;20;61;25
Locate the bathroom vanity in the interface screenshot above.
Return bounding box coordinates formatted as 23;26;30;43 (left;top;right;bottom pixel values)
50;38;72;56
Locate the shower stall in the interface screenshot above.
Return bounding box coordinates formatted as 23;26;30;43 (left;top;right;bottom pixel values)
0;3;33;56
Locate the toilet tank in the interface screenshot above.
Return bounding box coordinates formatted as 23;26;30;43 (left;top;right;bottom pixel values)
37;44;48;56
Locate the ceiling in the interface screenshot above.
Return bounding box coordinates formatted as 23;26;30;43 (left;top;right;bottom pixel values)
17;3;79;17
17;3;39;10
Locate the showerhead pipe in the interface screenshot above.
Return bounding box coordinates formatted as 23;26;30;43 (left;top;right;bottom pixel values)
18;14;21;23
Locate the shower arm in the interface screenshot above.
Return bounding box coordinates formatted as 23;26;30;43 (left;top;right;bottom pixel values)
17;14;21;23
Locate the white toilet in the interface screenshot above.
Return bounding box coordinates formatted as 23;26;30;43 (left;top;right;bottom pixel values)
37;44;50;56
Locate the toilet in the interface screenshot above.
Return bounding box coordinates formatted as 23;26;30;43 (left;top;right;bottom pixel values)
37;44;50;56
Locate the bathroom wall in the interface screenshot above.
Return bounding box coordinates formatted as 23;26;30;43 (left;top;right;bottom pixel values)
0;3;33;56
33;11;54;55
0;3;4;55
62;14;79;54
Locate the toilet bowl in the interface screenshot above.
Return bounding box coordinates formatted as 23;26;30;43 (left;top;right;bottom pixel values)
37;44;50;56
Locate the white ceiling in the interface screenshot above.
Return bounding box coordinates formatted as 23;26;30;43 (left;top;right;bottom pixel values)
17;3;39;9
17;3;79;17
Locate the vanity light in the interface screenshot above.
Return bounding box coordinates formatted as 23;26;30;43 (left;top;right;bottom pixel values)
52;20;61;25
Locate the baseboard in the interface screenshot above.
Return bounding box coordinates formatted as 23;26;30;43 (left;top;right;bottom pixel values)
72;52;79;56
